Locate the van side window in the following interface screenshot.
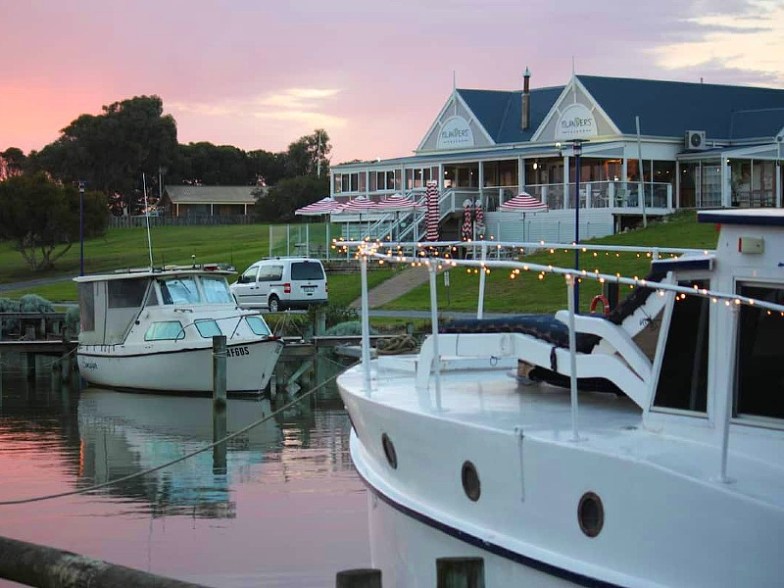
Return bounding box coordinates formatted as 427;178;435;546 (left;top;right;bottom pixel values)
291;262;324;280
259;265;283;281
735;284;784;421
241;266;258;284
653;280;709;412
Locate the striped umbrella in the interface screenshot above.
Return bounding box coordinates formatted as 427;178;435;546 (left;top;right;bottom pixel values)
377;193;425;212
474;199;485;239
425;181;439;241
335;196;378;214
499;192;549;213
294;196;342;216
461;199;473;241
499;192;548;241
377;193;425;241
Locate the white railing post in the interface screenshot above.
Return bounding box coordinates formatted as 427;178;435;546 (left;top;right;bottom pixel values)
566;274;580;442
719;304;739;483
428;261;442;404
477;243;488;319
360;251;372;395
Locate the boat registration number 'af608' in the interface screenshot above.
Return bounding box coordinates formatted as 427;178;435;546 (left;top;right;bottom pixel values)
227;346;250;358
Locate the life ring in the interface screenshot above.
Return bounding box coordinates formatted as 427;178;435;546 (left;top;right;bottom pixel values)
590;294;610;316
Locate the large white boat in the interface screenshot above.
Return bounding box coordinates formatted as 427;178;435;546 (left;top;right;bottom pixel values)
75;266;283;395
338;210;784;587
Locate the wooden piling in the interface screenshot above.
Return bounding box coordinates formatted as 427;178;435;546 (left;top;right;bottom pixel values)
212;335;227;407
0;535;211;587
335;568;382;588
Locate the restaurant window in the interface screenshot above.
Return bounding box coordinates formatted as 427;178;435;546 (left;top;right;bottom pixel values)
358;172;366;192
369;172;377;192
333;174;342;194
653;281;709;413
735;284;784;421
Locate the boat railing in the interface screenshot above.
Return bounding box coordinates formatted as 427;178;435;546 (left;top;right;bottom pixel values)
339;238;784;485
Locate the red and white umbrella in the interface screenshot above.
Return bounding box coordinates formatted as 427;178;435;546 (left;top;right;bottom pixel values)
499;192;548;242
461;199;473;241
499;192;548;213
294;196;342;216
335;196;379;214
377;193;425;212
473;199;485;239
425;181;439;241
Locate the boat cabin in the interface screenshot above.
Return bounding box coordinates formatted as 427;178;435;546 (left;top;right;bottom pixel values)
74;268;249;347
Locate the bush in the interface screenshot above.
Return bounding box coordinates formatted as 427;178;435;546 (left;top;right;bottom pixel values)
0;298;21;335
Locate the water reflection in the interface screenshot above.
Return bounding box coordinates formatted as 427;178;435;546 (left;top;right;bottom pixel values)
0;352;368;586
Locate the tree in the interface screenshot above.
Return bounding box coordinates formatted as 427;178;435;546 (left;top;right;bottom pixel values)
0;173;107;271
254;175;330;222
31;96;177;214
283;130;331;177
0;148;28;180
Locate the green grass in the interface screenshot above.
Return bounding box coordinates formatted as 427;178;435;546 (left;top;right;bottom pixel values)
0;212;718;315
0;222;397;305
381;211;719;314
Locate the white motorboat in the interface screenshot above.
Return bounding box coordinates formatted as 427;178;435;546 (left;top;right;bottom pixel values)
338;210;784;587
75;266;283;395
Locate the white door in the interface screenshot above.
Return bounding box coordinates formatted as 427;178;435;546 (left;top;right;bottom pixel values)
232;264;263;307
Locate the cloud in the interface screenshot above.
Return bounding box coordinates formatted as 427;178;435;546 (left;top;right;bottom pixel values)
652;0;784;84
169;87;346;128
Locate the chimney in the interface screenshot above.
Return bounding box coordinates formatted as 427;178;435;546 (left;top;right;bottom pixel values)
521;67;531;130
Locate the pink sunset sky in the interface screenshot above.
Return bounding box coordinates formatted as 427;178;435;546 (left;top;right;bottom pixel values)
2;0;783;165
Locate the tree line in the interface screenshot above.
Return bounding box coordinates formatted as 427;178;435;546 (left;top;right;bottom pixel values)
0;95;334;270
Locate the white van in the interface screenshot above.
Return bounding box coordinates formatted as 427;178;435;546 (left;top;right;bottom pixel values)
231;257;328;312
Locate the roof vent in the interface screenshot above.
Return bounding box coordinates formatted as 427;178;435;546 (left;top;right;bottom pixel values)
685;130;707;150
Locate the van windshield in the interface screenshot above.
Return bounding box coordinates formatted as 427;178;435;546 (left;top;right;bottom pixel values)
291;262;324;280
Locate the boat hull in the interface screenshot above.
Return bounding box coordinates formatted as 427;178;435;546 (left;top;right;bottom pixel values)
341;367;784;588
77;338;283;394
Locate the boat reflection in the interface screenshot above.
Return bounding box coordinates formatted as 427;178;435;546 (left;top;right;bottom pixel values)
77;388;282;518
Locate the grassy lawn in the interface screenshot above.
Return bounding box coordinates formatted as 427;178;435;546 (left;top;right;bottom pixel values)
1;212;718;316
0;222;396;305
381;211;719;314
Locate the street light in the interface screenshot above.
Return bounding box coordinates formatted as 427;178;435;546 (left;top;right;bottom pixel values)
79;181;85;276
558;140;586;310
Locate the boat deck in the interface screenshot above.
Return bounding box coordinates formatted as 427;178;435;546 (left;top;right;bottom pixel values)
340;355;784;509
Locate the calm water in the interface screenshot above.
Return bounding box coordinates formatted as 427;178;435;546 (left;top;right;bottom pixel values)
0;353;370;587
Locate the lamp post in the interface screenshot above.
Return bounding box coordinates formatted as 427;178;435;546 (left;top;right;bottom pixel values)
572;140;585;311
78;181;85;276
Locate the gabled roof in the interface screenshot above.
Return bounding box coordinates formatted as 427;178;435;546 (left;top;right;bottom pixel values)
576;75;784;140
164;185;261;204
455;76;784;146
457;86;563;144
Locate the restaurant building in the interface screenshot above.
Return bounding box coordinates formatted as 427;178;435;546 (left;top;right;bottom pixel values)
329;71;784;242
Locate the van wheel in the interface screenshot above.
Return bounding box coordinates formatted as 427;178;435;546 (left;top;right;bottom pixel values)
268;295;280;313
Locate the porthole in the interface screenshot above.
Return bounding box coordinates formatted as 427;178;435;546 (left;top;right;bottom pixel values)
461;461;481;502
381;433;397;469
577;492;604;537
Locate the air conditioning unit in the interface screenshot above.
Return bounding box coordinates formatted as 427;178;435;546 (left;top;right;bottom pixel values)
685;130;707;150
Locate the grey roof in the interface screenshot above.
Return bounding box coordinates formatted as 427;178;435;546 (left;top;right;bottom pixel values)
457;86;563;144
577;75;784;140
164;185;262;204
458;75;784;144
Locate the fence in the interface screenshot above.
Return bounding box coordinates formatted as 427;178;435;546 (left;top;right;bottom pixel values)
110;214;257;228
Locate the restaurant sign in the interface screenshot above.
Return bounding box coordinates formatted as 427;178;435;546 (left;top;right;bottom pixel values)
555;103;598;141
437;116;475;149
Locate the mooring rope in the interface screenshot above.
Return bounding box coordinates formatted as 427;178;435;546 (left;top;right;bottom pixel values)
0;358;359;506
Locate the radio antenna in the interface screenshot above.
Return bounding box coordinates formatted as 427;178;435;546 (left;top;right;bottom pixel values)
142;173;154;268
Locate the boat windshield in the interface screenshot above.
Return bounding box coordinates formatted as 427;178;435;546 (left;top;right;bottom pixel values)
201;276;234;304
159;277;201;305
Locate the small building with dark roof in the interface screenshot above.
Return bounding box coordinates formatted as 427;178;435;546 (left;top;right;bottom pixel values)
160;185;263;217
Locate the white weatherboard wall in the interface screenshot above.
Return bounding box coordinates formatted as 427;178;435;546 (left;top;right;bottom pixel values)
486;209;614;243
